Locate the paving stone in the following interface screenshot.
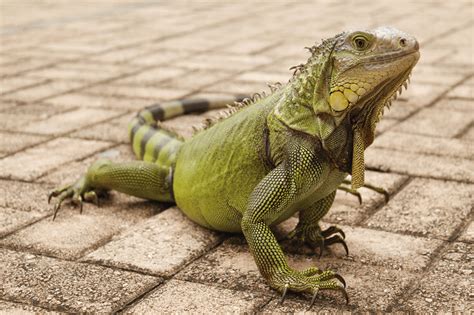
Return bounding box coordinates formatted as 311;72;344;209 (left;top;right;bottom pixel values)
383;100;420;120
375;118;398;135
399;82;449;107
0;180;53;212
205;80;267;95
218;38;280;55
126;279;269;313
0;300;58;314
83;207;222;276
392;108;473;138
176;240;269;293
324;171;409;225
71;114;133;143
0;248;159;313
161;69;235;90
0;76;48;95
461;124;474;140
0;137;113;181
458;221;474;243
235;71;290;83
373;131;474;159
45;93;153;110
433;97;473;112
175;53;272;71
111;67;188;86
128;50;191;67
0;131;49;155
366;147;474;183
278;219;442;272
39;144;136;185
2;80;86;103
0;207;46;238
83;84;190;101
25;66;125;83
366;178;473;239
21;108;123;135
446;84;473;99
0;192;161;260
0;58;55;78
400;242;472;313
409;64;464;86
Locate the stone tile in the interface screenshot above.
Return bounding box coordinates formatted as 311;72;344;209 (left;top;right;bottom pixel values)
82;84;190;101
39;144;136;185
161;69;235;90
366;178;473;239
218;38;280;55
409;64;464;86
1;102;70;117
2;80;86;103
375;118;398;135
458;221;474;243
175;53;272;71
433;97;473;112
128;50;191;67
0;76;48;95
0;137;113;181
0;300;58;314
0;180;53;212
25;66;124;83
0;207;46;238
401;82;450;107
235;71;290;84
446;84;473;99
383;100;420;120
176;240;269;293
45;93;153;110
22;108;123;135
71;114;133;143
461;125;474;140
401;242;472;313
126;279;269;313
0;131;49;155
0;248;159;313
393;108;473;138
111;67;188;86
83;207;221;276
205;80;267;95
278;219;442;272
373;131;474;159
366;147;474;183
0;193;161;260
324;171;409;225
0;58;55;78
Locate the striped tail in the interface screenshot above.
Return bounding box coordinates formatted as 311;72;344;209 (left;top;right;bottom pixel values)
128;96;247;168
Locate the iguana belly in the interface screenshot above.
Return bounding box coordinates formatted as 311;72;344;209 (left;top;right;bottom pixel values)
173;103;273;233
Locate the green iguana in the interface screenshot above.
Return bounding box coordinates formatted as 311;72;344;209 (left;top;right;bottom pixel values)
49;27;419;306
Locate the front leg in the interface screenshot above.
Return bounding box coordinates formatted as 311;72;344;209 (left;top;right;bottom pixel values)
286;191;348;257
241;144;347;306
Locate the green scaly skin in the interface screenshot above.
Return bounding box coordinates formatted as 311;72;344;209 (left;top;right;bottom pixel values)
49;27;420;306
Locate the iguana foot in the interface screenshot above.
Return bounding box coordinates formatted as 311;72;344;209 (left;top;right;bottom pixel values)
286;224;348;257
48;176;103;220
273;267;348;308
340;179;390;203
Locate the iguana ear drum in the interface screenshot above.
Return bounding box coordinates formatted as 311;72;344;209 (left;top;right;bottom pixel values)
329;91;349;111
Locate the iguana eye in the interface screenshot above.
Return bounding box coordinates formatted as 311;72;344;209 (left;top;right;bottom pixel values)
353;36;369;50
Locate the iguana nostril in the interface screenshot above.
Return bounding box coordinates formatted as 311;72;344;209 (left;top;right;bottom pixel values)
399;38;407;47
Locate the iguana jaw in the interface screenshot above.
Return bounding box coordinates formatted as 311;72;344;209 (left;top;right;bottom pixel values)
351;51;419;147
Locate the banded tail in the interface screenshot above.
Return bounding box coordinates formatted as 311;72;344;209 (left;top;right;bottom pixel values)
128;96;247;168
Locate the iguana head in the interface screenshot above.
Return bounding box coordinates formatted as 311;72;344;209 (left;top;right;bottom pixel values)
324;26;419;146
279;27;419;148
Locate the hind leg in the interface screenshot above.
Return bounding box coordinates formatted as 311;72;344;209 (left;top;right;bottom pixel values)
48;159;173;220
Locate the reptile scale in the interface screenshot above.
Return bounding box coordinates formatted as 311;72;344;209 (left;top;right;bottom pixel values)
49;27;420;306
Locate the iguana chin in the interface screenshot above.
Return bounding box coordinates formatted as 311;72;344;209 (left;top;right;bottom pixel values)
49;27;419;306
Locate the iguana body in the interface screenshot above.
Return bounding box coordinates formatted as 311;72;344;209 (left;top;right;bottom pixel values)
50;27;419;305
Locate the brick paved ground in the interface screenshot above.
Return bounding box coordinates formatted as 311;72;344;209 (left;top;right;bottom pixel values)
1;1;473;313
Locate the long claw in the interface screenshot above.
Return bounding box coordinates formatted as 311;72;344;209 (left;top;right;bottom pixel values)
308;288;319;310
280;283;289;304
337;286;350;305
52;201;62;221
325;235;349;256
317;238;324;258
321;226;346;239
334;274;346;288
84;191;99;207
